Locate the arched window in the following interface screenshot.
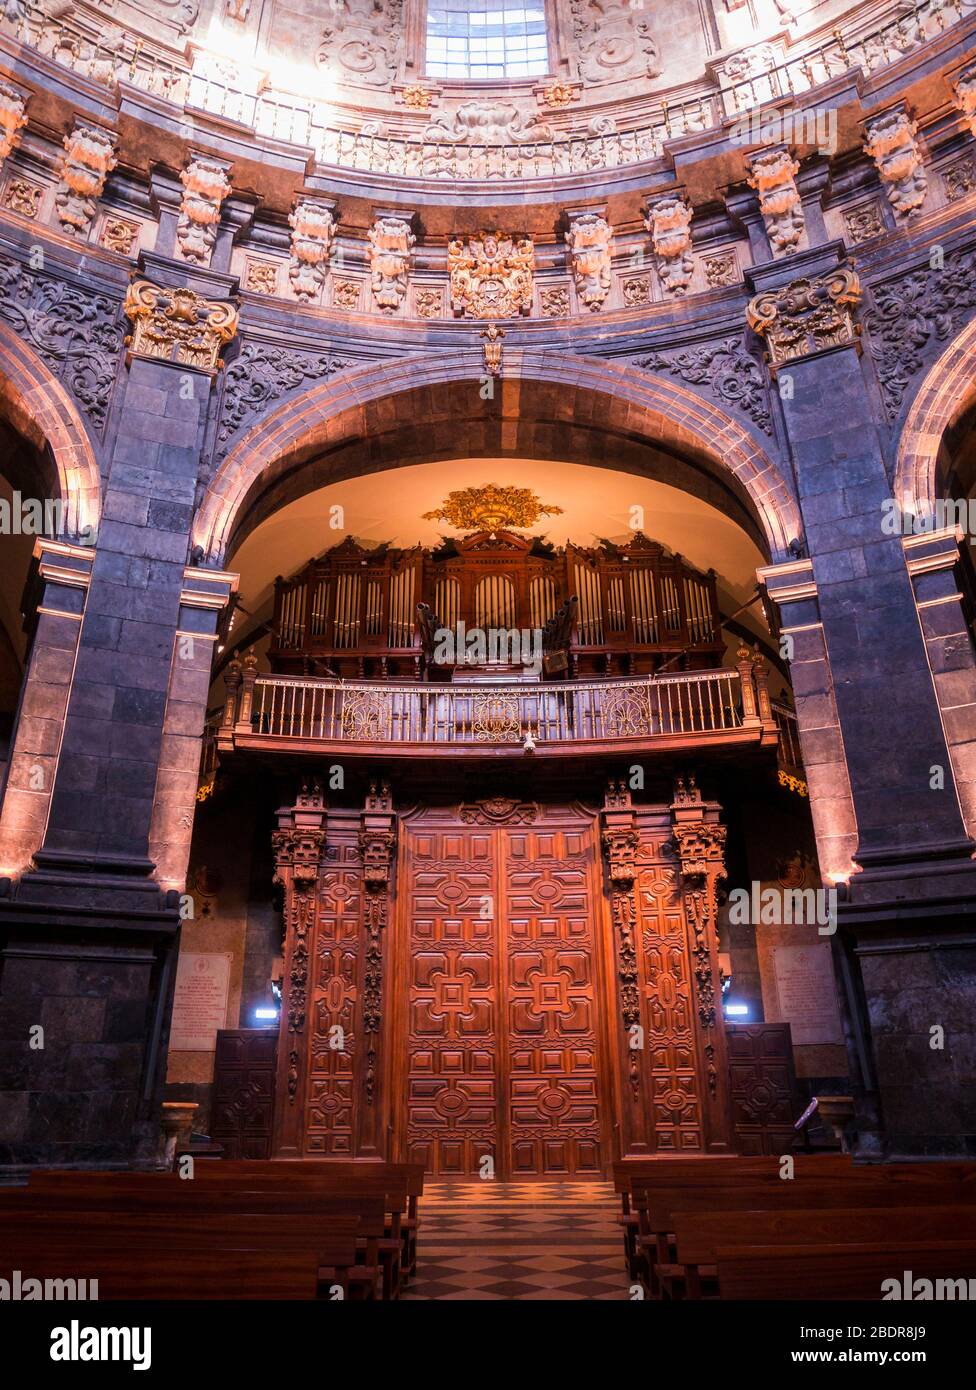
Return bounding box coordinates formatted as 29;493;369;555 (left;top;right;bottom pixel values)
425;1;549;80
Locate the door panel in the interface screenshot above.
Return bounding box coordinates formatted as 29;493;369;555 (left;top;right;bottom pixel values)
399;817;608;1177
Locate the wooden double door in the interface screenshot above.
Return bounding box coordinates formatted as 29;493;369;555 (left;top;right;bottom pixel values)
392;811;612;1178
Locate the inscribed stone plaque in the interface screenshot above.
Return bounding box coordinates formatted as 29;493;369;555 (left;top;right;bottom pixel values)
772;944;843;1046
170;952;232;1051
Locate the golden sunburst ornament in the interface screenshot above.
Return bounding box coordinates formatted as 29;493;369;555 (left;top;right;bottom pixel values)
422;484;563;533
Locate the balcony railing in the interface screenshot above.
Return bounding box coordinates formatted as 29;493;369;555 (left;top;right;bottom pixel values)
216;664;782;758
2;0;969;185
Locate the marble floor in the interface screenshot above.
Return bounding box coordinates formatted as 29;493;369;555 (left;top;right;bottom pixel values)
401;1180;631;1301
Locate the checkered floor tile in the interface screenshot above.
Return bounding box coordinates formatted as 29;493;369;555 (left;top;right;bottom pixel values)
402;1181;630;1300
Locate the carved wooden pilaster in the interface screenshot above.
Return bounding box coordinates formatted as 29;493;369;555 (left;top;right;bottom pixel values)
601;779;641;1101
271;780;326;1156
670;775;733;1150
359;780;396;1113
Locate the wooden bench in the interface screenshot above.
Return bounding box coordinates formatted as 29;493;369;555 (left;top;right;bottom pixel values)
670;1204;976;1300
630;1168;976;1297
0;1207;362;1299
716;1240;976;1300
26;1169;405;1299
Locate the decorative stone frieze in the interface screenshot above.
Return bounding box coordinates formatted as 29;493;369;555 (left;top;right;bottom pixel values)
424;99;551;145
0;80;28;163
4;177;42;218
843;202;885;245
644;193;694;297
55;123;117;237
564;210;612;311
864;110;927;220
570;0;662;85
636;337;772;434
954;62;976;138
449;231;534;319
317;0;403;91
101;216;139;255
177;155;232;265
288;197;336;303
123;278;239;372
747;267;861;368
368;212;415;314
747;148;804;257
216;341;352;454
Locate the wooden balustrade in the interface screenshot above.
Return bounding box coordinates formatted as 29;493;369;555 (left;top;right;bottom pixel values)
216;666;784;759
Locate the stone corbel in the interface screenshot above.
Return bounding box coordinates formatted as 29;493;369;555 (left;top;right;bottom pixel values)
359;780;396;1107
177;154;232;266
600;778;641;1098
289;196;337;303
368;207;417;314
0;79;29;164
272;781;327;1107
55;121;118;238
644;191;694;297
953;61;976;138
670;776;728;1102
863;107;927;221
747;146;804;257
564;206;612;311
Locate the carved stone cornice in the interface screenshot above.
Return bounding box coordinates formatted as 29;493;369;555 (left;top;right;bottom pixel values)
359;780;396;1106
123;278;239;373
747;266;861;368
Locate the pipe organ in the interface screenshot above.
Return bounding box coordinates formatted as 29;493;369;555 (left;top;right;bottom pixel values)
271;530;722;679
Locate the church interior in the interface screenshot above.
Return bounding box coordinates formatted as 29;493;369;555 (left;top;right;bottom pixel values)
0;0;975;1323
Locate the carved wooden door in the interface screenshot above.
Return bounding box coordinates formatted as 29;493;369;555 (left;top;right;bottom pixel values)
395;808;609;1178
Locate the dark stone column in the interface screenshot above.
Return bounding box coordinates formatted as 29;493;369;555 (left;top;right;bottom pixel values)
751;242;976;1156
0;263;239;1170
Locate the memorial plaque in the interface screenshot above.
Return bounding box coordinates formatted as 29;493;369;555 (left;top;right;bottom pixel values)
772;944;843;1046
170;952;233;1051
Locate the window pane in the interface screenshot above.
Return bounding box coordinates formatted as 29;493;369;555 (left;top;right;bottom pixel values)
425;0;549;80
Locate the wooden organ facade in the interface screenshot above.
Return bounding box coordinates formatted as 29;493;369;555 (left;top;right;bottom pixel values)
270;531;723;680
270;777;734;1176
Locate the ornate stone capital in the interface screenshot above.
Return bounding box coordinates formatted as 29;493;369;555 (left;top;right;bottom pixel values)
747;267;861;368
123;278;239;372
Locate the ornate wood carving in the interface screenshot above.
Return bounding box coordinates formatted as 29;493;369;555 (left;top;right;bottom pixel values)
670;775;733;1149
396;807;606;1177
359;780;395;1107
600;780;641;1100
211;1028;278;1159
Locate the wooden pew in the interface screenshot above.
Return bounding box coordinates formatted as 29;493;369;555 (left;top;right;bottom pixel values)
26;1170;402;1298
0;1235;322;1300
630;1168;976;1297
0;1207;362;1300
716;1240;976;1300
671;1205;976;1300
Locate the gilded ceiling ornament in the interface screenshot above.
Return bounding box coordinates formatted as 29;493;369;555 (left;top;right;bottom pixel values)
402;83;435;110
747;147;804;257
747;268;861;368
0;80;28;163
542;81;576;109
422;484;563;533
864;109;927;220
124;278;239;372
448;231;534;319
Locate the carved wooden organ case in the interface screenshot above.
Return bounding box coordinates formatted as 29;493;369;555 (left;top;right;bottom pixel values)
270;531;722;681
270;778;733;1170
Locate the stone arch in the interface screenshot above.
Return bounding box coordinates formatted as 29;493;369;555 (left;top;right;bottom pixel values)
0;322;102;539
195;348;800;564
894;316;976;511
